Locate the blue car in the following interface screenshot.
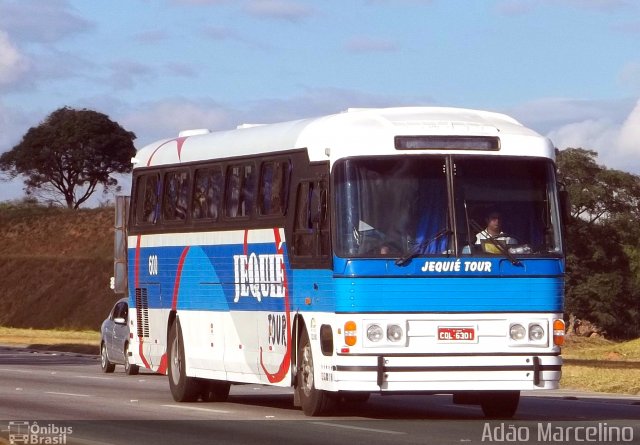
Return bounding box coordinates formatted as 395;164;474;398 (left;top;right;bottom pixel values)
100;298;139;375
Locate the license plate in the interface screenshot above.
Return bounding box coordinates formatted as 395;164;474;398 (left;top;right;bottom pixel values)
437;327;476;342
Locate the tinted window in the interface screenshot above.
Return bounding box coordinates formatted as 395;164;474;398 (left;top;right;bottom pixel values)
293;180;329;257
192;167;223;221
136;174;160;225
259;160;291;216
225;164;256;218
333;157;447;257
163;170;190;221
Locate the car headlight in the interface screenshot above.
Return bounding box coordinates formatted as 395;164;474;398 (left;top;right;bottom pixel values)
510;323;526;341
387;324;403;342
367;324;384;342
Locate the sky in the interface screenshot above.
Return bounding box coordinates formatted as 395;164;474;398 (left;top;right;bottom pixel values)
1;0;639;203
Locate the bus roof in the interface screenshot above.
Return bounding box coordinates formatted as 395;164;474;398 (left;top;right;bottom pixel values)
133;107;554;169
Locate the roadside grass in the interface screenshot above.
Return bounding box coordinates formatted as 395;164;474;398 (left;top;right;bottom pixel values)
1;326;639;395
0;327;100;354
560;336;640;395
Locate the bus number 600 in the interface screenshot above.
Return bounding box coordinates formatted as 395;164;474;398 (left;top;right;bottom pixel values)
148;255;159;276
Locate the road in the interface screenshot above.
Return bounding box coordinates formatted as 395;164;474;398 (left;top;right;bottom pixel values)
1;346;639;445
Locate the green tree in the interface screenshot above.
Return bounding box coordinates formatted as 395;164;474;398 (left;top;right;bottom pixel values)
557;148;640;339
0;107;136;209
557;148;640;223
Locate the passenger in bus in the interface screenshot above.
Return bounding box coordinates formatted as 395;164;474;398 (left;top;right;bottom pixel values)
192;185;206;219
207;183;219;219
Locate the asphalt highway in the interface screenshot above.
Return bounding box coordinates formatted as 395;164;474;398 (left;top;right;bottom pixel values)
1;346;639;445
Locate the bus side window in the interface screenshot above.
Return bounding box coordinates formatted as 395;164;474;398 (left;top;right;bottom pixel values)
226;164;256;218
293;179;329;258
136;173;160;225
163;170;189;222
192;167;223;220
259;159;291;216
294;182;313;256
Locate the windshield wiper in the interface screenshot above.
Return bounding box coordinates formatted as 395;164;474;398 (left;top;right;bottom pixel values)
395;228;451;267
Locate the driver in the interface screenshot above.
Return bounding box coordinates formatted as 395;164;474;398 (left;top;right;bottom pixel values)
475;211;517;248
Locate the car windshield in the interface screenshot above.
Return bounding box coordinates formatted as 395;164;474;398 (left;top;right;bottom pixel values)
333;156;563;259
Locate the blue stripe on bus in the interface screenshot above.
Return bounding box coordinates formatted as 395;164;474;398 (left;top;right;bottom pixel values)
129;244;563;313
332;276;563;313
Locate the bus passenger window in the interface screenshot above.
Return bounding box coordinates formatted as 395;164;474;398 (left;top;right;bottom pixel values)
293;179;329;258
163;170;189;221
294;182;313;256
192;167;223;221
259;160;291;216
137;174;160;225
225;164;256;218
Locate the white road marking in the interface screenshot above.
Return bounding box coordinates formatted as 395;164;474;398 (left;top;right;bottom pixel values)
45;391;90;397
75;375;113;380
312;422;406;435
161;404;230;414
0;368;34;373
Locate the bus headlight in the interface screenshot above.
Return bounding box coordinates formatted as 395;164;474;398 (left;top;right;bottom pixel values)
387;324;403;342
367;324;384;342
529;324;545;341
509;323;526;341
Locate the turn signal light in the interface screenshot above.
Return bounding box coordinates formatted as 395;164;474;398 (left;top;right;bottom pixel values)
344;321;357;346
553;319;565;346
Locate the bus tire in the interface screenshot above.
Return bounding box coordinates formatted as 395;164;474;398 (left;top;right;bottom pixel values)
203;380;231;402
168;320;201;402
124;343;139;376
296;328;332;416
100;342;115;373
480;391;520;418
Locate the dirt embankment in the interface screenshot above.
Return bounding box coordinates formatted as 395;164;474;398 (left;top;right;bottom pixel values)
0;204;117;330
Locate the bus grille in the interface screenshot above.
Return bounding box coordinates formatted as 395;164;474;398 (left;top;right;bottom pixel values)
135;287;150;338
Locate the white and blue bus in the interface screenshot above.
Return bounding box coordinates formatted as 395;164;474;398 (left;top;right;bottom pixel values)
118;107;565;418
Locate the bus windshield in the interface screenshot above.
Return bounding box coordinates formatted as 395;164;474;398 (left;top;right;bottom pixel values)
333;156;563;258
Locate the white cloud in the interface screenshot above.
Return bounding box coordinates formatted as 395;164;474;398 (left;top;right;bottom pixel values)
617;99;640;163
120;99;236;148
117;88;427;149
0;31;30;86
542;98;640;174
107;60;156;90
0;0;92;43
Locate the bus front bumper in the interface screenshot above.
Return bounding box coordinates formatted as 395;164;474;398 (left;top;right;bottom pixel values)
322;353;562;392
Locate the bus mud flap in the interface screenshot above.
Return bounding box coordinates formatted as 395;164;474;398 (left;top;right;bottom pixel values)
533;356;541;386
377;356;385;387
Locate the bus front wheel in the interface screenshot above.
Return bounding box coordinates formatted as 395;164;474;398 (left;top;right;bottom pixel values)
296;328;332;416
168;320;202;402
